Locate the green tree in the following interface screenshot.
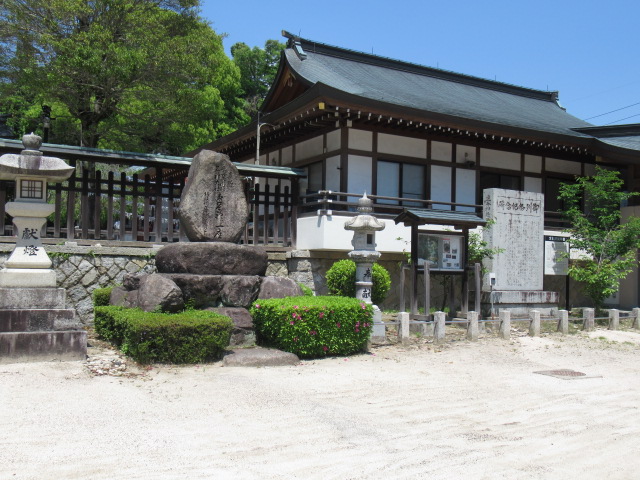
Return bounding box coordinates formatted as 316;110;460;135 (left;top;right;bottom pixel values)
559;166;640;309
0;0;248;154
231;39;285;117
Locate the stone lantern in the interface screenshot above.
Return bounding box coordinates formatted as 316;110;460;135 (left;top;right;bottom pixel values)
0;133;74;287
344;193;385;304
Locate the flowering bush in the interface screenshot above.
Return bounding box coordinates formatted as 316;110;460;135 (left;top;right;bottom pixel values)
250;296;373;358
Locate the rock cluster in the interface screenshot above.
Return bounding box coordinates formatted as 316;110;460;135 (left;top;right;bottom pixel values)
109;150;303;346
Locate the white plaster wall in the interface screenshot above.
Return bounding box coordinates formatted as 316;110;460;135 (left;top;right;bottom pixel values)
480;148;520;170
296;136;324;161
524;155;542;173
431;141;452;161
455;144;476;164
348;129;372;151
326;130;341;152
546;157;582;175
281;146;293;165
296;216;455;253
378;133;426;158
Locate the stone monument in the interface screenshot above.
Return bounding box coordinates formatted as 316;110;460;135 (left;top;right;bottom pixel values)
481;188;558;315
0;133;86;362
344;193;386;341
111;150;301;345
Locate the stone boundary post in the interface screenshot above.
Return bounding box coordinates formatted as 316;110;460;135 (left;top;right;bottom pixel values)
608;309;619;330
434;311;445;344
398;312;410;344
499;310;511;339
466;311;479;341
557;310;569;334
529;310;540;337
633;308;640;330
583;308;595;331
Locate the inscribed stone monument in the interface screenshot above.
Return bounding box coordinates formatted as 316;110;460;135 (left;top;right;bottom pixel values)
482;188;544;291
179;150;248;242
481;188;558;315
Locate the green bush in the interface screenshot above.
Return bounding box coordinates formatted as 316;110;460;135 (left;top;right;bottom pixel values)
325;259;391;305
250;296;373;358
94;306;232;364
299;283;314;296
93;287;114;307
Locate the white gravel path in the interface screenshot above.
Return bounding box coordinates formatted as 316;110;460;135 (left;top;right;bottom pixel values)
1;328;640;480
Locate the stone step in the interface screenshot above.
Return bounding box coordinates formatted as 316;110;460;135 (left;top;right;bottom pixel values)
0;287;67;309
0;331;87;364
0;309;77;332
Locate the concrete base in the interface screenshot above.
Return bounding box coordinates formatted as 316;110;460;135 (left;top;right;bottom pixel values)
481;290;559;316
0;286;87;364
0;268;57;287
0;331;87;363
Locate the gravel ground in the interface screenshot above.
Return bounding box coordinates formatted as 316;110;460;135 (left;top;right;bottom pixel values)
1;326;640;480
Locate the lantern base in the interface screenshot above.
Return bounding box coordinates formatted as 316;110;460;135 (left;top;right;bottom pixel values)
0;268;57;288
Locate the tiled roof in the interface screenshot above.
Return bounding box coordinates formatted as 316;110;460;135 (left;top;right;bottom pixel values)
282;33;593;138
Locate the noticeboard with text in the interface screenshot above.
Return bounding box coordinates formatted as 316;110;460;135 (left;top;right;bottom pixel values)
544;235;569;275
417;233;464;271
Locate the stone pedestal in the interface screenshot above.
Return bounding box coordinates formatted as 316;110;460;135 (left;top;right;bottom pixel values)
0;287;87;363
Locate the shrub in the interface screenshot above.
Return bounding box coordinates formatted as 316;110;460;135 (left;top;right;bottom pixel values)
325;259;391;305
94;306;232;364
250;296;373;358
299;283;314;296
93;287;114;307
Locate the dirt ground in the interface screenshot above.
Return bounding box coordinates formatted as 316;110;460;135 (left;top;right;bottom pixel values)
2;325;640;480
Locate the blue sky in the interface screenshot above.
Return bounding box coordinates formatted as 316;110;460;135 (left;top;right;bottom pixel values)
200;0;639;126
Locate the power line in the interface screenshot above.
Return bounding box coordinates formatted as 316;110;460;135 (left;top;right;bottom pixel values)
585;101;640;120
604;113;640;125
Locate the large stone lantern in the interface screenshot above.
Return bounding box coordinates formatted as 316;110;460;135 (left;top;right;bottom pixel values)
0;133;74;287
344;193;385;304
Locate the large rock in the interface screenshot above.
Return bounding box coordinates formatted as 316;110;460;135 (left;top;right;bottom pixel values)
222;348;300;367
137;274;184;313
206;307;254;346
160;274;261;308
156;243;267;276
258;276;303;299
179;150;249;242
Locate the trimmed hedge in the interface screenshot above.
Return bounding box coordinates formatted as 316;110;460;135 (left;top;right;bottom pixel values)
325;259;391;305
250;296;373;358
93;287;114;307
94;306;232;364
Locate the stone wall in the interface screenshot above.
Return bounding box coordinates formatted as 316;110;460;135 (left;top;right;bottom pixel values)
0;244;157;324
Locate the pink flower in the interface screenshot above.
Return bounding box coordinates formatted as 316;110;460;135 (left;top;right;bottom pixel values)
319;312;324;319
294;337;298;342
361;304;366;310
293;305;299;309
356;322;360;327
254;304;260;309
336;322;341;328
322;346;328;352
355;328;360;333
309;330;317;336
290;320;295;325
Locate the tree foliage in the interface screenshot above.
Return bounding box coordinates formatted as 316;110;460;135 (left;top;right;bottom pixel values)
0;0;248;154
231;39;284;117
559;166;640;309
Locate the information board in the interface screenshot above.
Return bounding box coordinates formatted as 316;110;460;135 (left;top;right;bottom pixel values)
417;233;463;271
544;235;569;275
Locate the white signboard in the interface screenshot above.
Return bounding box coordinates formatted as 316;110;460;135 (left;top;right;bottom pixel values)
544;236;569;275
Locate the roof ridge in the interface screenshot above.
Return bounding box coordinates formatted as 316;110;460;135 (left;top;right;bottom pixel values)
282;30;559;103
